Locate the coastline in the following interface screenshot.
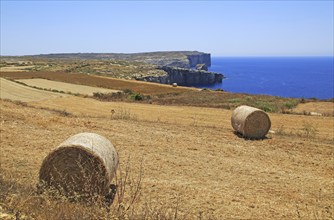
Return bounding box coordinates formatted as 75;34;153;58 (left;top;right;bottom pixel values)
202;56;334;100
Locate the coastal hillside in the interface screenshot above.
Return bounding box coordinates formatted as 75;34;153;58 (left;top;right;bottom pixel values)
5;51;211;68
1;52;222;86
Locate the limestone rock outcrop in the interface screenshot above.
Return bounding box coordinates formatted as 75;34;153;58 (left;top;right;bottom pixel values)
187;54;211;68
195;64;208;71
135;66;224;86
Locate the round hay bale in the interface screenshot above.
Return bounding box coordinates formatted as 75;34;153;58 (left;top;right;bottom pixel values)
231;105;271;139
39;132;118;201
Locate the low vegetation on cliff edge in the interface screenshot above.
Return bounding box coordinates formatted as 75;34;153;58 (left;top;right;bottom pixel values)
92;89;306;114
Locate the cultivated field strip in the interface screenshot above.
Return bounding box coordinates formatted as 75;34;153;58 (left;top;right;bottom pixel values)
17;78;120;96
0;77;68;102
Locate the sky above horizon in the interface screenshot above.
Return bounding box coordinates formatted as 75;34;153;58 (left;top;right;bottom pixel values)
1;1;333;56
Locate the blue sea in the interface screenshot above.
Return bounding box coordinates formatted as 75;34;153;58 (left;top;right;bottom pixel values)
201;57;334;99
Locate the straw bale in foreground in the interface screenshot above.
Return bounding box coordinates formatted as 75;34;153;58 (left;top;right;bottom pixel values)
231;105;271;139
39;132;118;200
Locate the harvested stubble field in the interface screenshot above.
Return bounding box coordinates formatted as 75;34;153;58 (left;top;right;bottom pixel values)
293;101;334;116
0;78;69;102
16;78;119;96
0;65;36;72
0;86;333;219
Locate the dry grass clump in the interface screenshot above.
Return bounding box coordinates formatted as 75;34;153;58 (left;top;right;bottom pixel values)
275;122;319;138
1;157;185;220
231;105;271;139
91;89;302;114
38;133;118;203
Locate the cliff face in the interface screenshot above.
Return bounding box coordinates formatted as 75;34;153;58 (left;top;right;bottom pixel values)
143;58;189;68
135;52;211;68
187;53;211;68
145;53;211;68
136;66;224;86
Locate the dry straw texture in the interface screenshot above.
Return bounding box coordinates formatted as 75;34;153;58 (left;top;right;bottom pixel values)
231;105;271;139
39;132;118;200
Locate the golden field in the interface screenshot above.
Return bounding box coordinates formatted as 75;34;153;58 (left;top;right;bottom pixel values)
16;79;119;96
0;75;333;219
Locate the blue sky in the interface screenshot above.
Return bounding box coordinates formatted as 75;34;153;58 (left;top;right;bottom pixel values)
1;1;333;56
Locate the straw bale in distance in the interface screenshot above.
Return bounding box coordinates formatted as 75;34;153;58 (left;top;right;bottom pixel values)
231;105;271;139
39;132;118;200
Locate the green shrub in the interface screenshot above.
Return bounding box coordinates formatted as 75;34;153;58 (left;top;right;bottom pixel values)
245;96;253;102
129;93;143;101
283;102;295;109
261;106;273;112
228;98;241;103
254;101;276;112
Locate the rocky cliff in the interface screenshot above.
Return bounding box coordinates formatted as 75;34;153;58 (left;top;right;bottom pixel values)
143;52;211;68
187;53;211;68
136;66;224;86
